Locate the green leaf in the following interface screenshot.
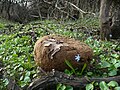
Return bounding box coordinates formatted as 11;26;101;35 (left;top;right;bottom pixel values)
0;23;4;28
20;76;24;81
19;81;26;87
114;87;120;90
66;85;73;90
86;84;94;90
65;60;76;74
61;85;66;90
64;69;73;76
57;83;62;90
115;62;120;68
110;59;117;64
18;67;24;71
24;76;31;82
107;81;118;87
100;61;111;68
87;72;93;76
3;78;9;86
108;70;117;76
80;63;87;75
25;71;31;77
99;81;109;90
111;54;119;59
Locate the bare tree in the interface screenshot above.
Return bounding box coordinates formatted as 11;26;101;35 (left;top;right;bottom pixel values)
0;0;100;23
99;0;120;40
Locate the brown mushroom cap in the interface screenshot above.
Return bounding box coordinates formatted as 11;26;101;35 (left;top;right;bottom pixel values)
34;35;93;71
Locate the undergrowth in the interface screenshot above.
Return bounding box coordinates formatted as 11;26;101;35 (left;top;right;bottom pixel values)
0;17;120;90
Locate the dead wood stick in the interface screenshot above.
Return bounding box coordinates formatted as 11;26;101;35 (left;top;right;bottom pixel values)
27;71;120;90
54;0;80;20
65;1;96;18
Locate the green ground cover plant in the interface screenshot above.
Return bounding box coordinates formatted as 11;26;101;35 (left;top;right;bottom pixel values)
0;17;119;90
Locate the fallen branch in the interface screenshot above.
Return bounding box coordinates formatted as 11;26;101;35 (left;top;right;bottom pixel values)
27;71;120;90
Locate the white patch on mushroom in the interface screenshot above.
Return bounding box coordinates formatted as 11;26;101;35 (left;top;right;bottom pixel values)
43;39;68;59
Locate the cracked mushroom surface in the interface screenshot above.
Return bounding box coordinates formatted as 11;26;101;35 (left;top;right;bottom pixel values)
34;35;93;71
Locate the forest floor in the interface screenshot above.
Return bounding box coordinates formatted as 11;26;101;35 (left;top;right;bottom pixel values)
0;17;120;90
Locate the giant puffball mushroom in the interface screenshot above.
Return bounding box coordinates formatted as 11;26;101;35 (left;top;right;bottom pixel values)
34;35;93;71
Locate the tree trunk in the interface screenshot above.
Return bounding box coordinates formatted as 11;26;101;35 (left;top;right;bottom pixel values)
99;0;112;40
111;1;120;39
100;0;120;40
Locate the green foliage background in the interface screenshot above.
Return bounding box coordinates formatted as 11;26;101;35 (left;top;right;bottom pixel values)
0;17;120;90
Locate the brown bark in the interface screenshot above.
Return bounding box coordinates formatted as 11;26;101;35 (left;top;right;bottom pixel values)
27;71;120;90
110;1;120;39
99;0;112;40
100;0;120;40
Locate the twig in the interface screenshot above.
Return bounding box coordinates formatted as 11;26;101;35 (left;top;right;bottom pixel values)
27;71;120;90
42;0;52;4
65;1;96;18
55;0;77;20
